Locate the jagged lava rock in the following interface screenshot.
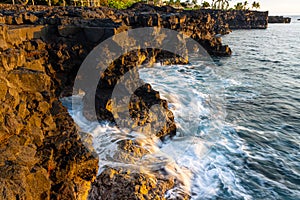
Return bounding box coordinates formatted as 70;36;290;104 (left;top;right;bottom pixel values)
0;3;268;200
0;26;98;200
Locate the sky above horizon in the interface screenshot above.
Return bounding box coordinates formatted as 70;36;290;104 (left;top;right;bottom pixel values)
229;0;300;15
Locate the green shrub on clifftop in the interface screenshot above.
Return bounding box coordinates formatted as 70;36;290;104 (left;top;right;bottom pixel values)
108;0;136;9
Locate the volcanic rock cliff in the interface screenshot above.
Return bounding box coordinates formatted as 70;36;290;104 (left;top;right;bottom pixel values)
0;26;99;199
0;3;268;200
201;9;268;30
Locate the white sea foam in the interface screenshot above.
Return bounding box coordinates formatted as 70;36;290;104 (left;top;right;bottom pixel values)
61;63;251;199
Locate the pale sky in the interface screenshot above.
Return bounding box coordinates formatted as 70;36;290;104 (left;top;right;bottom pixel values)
229;0;300;15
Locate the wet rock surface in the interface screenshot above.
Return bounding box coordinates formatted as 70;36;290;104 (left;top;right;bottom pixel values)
89;167;177;200
0;3;268;200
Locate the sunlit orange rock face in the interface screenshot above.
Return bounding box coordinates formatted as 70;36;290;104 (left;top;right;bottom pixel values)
0;3;268;200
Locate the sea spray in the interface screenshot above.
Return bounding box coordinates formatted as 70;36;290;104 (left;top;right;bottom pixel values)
62;61;227;198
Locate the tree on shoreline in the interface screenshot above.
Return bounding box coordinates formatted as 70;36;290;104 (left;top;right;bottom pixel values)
211;0;230;10
233;1;252;10
234;2;243;10
201;1;210;8
243;1;248;9
252;1;260;10
5;0;261;11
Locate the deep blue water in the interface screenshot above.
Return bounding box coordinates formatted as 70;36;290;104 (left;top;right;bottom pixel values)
62;16;300;200
209;17;300;199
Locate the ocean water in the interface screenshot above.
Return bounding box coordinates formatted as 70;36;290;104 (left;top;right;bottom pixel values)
62;17;300;199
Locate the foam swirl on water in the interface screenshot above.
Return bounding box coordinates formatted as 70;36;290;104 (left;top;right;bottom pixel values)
62;60;229;199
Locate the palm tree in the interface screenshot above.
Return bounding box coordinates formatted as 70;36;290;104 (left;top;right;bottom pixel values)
211;0;216;9
201;1;210;8
192;0;197;6
234;2;243;10
214;0;222;9
221;0;230;10
213;0;230;10
252;1;260;10
217;0;221;9
243;1;248;10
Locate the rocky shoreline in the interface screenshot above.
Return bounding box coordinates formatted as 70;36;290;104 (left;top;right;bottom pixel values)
0;3;268;199
268;16;292;23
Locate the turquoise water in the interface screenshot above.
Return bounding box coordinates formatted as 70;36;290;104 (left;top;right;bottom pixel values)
62;17;300;199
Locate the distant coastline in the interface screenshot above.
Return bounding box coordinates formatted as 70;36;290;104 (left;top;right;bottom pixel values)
268;15;291;23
